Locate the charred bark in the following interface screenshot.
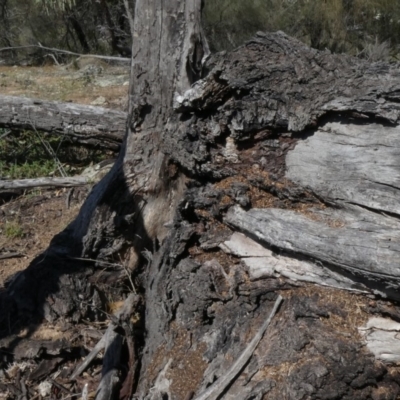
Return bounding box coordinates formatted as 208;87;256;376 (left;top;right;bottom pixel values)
5;13;400;400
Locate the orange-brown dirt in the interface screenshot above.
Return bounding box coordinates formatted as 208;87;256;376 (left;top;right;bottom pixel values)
0;187;90;287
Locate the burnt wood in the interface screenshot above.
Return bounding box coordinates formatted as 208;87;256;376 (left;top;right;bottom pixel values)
6;17;400;400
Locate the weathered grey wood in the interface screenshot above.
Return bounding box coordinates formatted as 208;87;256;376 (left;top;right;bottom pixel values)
0;176;90;190
0;161;114;191
168;31;400;179
0;252;23;260
71;293;139;381
94;294;139;400
286;121;400;215
67;0;209;264
0;95;125;150
225;205;400;298
220;232;369;292
0;45;130;63
71;333;106;380
178;32;400;132
359;317;400;363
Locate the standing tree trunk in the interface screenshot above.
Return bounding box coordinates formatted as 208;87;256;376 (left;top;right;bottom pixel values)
66;0;209;266
6;2;400;400
68;13;91;53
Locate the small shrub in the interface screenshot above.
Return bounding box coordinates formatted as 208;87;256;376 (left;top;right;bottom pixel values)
360;37;390;62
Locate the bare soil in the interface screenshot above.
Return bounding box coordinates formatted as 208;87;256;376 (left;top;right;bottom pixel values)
0;187;90;287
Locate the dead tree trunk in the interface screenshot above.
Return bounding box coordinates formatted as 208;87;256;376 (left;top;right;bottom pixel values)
5;7;400;400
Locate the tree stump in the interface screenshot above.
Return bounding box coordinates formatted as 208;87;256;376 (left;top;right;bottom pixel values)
3;8;400;400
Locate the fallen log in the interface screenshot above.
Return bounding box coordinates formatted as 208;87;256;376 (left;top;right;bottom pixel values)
0;45;130;63
0;176;91;190
0;161;114;191
0;95;126;150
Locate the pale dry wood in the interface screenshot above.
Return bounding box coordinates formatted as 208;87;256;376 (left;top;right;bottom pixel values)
0;252;23;260
220;232;369;292
359;317;400;363
0;95;126;150
286;121;400;215
0;177;90;190
0;45;130;62
225;205;400;299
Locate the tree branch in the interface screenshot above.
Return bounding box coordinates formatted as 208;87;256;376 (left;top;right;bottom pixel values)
0;45;130;62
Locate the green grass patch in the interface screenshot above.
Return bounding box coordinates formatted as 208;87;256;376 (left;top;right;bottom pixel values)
4;221;24;239
0;159;56;179
0;129;112;179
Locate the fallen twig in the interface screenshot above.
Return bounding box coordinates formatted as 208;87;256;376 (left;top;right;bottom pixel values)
66;188;74;209
67;256;124;269
0;45;130;62
0;252;24;260
119;254;136;294
70;334;106;380
193;295;283;400
30;123;67;177
71;294;139;381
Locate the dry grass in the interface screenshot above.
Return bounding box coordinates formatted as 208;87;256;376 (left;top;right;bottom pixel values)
0;63;128;107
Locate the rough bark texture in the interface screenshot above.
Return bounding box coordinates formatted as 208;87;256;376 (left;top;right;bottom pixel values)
0;95;126;150
60;0;209;267
5;26;400;400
